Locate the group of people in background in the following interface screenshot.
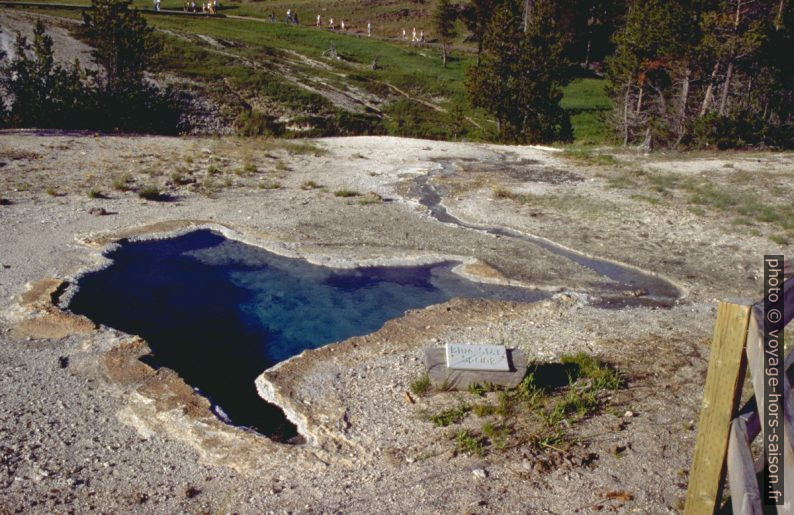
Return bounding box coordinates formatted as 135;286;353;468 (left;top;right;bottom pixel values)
402;27;425;44
157;0;420;42
262;7;429;43
182;0;218;14
313;14;368;35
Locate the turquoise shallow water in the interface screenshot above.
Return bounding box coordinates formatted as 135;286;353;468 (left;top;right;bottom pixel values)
68;230;543;438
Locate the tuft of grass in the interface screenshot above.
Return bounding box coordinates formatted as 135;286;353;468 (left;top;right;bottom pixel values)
259;180;281;190
606;173;638;189
769;234;789;245
87;188;104;199
648;173;679;194
430;404;470;427
481;422;509;450
454;429;485;457
334;189;360;198
283;141;328;156
468;383;487;397
138;185;165;201
560;352;624;391
472;403;497;417
46;187;59;197
492;186;537;203
630;194;660;205
301;180;322;190
112;173;133;191
560;148;620;167
410;374;431;396
170;171;194;186
207;164;221;176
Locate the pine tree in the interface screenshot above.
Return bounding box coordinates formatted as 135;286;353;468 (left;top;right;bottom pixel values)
466;0;571;143
434;0;459;67
606;0;693;146
82;0;160;98
0;21;85;128
460;0;498;67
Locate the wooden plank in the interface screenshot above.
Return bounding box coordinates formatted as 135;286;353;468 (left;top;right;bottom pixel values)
685;302;752;515
727;415;763;515
745;312;794;513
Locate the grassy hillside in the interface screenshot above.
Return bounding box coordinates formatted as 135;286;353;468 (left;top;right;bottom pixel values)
5;2;612;143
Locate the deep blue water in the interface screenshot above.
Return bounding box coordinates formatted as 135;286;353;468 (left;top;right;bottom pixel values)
68;230;543;439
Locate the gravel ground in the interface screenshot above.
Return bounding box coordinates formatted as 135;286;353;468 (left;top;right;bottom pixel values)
0;132;791;513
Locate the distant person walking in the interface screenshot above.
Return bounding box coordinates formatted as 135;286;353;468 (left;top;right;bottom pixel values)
329;17;335;29
411;27;417;42
316;14;321;27
402;28;406;40
154;0;160;11
367;21;371;37
340;19;345;31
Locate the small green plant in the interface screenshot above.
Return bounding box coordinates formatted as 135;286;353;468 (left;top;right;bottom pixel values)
472;403;497;417
170;171;193;186
275;161;289;172
87;188;104;199
468;383;487;396
454;429;485;456
769;234;789;245
46;187;58;196
207;164;221;176
481;422;509;449
561;148;620;167
283;141;327;156
138;185;164;201
560;352;624;391
430;404;470;427
334;189;360;198
492;186;536;203
410;374;431;396
630;194;660;205
259;181;281;190
112;173;132;191
301;180;322;190
184;155;193;164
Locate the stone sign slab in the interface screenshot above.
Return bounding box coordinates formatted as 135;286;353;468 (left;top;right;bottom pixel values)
424;346;527;390
445;343;509;371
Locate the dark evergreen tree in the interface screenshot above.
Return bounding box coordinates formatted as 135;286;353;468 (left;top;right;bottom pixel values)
466;0;572;143
82;0;160;97
460;0;498;67
0;21;86;128
609;0;793;148
606;0;694;146
434;0;459;67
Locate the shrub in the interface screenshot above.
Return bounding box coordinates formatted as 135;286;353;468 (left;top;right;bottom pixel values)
138;185;164;201
410;374;431;396
430;404;470;427
301;180;321;190
235;110;285;137
334;189;360;197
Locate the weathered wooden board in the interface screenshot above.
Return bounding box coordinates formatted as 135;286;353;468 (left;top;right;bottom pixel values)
685;301;752;515
727;414;763;515
745;309;794;514
425;347;527;390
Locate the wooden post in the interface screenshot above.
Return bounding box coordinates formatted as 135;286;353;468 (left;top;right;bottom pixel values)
685;302;752;515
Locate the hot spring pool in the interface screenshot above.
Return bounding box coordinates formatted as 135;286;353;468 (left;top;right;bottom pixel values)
68;230;543;439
